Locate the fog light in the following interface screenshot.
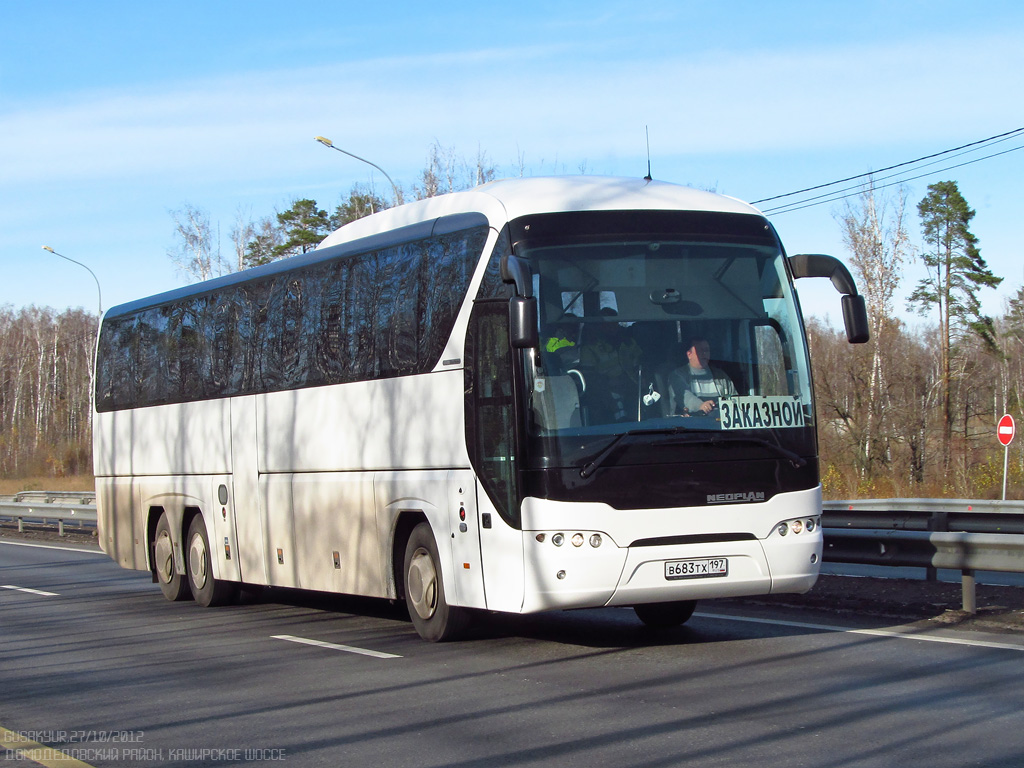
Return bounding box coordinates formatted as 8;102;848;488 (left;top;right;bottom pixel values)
536;533;546;543
552;533;565;547
777;523;788;536
556;570;566;580
791;519;803;534
589;534;603;548
806;518;816;533
571;533;584;547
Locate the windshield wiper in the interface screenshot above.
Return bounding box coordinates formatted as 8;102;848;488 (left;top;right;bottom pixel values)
579;427;713;478
578;427;807;478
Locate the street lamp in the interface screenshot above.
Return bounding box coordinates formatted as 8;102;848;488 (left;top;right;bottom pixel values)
41;246;103;421
314;136;403;204
41;246;103;318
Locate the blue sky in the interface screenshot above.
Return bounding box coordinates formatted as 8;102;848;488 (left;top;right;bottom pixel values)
2;0;1023;325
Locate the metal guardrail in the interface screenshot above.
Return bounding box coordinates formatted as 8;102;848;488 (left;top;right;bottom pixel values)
822;499;1024;612
13;490;96;505
0;493;1020;613
822;498;1024;534
0;492;97;536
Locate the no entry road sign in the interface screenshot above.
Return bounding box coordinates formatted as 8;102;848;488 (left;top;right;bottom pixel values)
998;414;1015;446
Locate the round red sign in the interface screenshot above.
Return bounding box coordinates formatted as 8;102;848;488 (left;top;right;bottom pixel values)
998;414;1015;446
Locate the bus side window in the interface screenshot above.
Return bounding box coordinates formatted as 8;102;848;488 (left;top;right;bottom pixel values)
754;323;788;396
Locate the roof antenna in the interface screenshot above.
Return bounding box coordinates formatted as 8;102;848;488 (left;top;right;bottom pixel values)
644;126;653;181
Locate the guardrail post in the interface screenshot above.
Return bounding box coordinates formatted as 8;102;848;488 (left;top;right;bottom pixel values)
18;517;23;533
961;569;977;614
925;511;949;582
58;519;64;536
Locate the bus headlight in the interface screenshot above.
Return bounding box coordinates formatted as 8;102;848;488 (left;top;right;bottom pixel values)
773;517;820;537
537;530;610;548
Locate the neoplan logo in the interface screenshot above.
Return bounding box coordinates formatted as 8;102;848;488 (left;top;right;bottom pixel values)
707;491;765;504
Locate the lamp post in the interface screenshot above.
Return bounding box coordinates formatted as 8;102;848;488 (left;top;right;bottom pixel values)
41;246;103;427
314;136;403;204
41;246;103;318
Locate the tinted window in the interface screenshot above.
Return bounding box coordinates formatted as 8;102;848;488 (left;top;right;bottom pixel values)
96;225;489;411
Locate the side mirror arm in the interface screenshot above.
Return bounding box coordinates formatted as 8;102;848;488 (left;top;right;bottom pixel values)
788;253;870;344
501;253;539;348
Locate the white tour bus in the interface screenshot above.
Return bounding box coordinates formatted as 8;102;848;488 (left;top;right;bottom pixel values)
94;176;868;641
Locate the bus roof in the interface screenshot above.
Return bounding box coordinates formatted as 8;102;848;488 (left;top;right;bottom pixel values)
319;175;760;248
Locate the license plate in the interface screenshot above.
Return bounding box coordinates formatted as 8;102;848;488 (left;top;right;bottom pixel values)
664;557;729;580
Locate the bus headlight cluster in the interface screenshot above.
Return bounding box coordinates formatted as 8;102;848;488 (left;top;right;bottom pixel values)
536;532;604;548
775;517;819;537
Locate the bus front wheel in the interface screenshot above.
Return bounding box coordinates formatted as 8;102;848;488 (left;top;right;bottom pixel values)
154;512;191;602
634;600;697;629
186;516;238;607
403;522;468;642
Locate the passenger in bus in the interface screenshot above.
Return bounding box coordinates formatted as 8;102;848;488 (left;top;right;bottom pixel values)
669;338;736;415
577;312;642;422
542;319;580;373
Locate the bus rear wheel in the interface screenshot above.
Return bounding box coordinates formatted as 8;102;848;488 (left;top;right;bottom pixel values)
154;512;190;602
634;600;697;629
186;516;238;607
403;522;468;642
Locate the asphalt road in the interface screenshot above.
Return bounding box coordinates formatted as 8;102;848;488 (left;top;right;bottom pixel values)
2;539;1024;768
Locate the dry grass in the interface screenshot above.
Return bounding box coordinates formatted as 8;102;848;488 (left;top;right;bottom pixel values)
0;475;95;495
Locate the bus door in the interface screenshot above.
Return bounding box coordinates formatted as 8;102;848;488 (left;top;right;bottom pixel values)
229;394;269;585
465;300;526;613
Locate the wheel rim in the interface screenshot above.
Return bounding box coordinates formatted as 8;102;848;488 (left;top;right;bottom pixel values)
407;547;438;620
188;531;209;590
155;530;175;584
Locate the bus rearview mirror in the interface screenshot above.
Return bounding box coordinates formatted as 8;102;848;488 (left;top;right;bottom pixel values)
842;294;870;344
510;297;539;349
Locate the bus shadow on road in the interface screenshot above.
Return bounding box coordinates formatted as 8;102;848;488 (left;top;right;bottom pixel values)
224;580;1019;650
232;587;740;648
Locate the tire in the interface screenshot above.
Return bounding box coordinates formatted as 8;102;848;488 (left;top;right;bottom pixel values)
186;515;238;607
403;522;469;642
153;512;191;602
634;600;697;629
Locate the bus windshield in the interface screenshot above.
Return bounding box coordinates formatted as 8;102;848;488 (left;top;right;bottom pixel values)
514;210;815;472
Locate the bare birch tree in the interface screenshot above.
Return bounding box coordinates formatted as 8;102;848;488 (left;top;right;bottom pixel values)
229;207;256;273
834;180;912;476
169;204;228;282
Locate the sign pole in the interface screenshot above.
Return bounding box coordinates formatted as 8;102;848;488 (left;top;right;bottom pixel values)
1004;443;1010;501
998;414;1015;500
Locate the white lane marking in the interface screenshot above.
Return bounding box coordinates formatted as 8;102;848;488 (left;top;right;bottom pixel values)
0;540;102;555
696;611;1024;652
1;585;58;596
272;634;402;659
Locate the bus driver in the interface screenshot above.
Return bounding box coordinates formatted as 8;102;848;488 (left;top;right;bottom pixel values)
669;338;736;415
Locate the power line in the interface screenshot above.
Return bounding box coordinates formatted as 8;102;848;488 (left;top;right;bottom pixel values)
753;126;1024;214
764;142;1024;215
763;131;1024;212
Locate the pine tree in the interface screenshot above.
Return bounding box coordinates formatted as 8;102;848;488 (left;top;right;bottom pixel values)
908;180;1002;471
271;199;331;260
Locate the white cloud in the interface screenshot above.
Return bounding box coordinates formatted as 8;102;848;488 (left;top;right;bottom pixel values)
4;29;1020;194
